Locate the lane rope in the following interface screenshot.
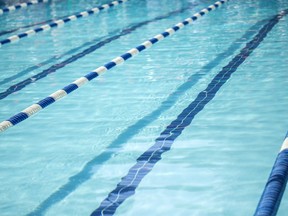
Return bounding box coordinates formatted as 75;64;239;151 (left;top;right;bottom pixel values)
254;133;288;216
0;0;128;47
0;0;48;15
0;0;229;133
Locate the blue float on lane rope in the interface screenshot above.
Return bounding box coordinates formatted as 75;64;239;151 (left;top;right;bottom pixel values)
254;133;288;216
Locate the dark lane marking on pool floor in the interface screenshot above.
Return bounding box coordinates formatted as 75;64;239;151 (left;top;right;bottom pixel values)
0;4;195;100
23;4;199;215
0;14;69;37
25;15;268;216
91;9;288;216
0;34;109;86
0;3;198;86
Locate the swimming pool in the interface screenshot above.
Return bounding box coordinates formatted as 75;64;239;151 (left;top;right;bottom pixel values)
0;0;288;215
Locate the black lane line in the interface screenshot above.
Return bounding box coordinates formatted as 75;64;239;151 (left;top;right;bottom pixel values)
0;4;195;100
0;34;105;86
24;4;197;216
26;12;270;216
0;15;68;37
91;9;288;216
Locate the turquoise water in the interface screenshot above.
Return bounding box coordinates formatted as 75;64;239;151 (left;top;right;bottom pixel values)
0;0;288;215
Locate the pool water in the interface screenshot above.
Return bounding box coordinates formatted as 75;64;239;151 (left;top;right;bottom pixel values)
0;0;288;215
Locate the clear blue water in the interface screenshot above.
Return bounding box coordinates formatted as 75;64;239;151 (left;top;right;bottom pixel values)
0;0;288;215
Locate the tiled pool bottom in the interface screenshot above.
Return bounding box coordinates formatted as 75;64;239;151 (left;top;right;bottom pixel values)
0;0;288;215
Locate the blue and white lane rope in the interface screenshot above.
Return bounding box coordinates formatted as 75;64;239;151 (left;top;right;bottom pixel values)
0;0;48;15
254;133;288;216
0;0;229;133
0;0;128;47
